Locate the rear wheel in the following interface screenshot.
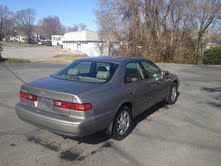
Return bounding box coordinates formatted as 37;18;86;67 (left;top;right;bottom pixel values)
167;82;178;104
112;106;132;140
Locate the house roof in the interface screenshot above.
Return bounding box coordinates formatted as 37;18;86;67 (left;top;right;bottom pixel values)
62;30;100;42
51;35;63;37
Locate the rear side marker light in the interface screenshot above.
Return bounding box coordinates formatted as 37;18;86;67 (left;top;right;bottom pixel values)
20;92;37;101
54;100;92;111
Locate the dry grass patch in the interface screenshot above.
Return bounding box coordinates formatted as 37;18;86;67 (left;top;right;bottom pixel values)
31;54;88;63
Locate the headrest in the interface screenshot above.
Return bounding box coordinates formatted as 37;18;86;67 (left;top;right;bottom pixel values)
67;68;80;76
96;71;110;80
97;66;107;72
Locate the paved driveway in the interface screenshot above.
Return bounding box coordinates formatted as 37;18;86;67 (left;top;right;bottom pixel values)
0;62;221;166
2;45;73;59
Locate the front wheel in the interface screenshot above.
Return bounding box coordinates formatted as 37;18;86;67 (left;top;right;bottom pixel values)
167;82;178;104
112;106;132;140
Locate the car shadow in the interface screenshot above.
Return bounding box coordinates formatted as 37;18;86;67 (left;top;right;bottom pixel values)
132;101;168;131
201;86;221;108
68;101;168;145
201;86;221;92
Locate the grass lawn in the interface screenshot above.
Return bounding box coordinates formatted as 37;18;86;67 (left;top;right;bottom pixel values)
1;41;44;47
31;54;87;63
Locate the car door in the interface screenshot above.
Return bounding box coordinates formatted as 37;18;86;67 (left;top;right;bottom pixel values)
123;61;151;116
139;60;170;105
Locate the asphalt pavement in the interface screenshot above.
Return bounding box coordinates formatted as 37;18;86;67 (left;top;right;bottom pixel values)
0;62;221;166
2;45;74;59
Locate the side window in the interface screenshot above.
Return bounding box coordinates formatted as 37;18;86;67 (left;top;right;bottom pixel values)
96;62;111;72
140;61;161;79
75;61;92;74
125;61;144;83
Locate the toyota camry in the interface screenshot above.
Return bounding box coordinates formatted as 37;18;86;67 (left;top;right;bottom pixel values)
16;56;179;140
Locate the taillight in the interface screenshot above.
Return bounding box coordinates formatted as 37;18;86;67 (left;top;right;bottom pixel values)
20;91;37;101
54;100;92;111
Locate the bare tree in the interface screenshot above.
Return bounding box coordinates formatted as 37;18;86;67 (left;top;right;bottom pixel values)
96;0;221;63
39;16;64;39
66;23;88;32
78;23;87;30
66;25;79;32
96;0;129;55
15;8;36;43
192;0;221;64
0;5;13;41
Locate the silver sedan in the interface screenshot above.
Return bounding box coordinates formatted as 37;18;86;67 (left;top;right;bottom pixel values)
15;56;179;140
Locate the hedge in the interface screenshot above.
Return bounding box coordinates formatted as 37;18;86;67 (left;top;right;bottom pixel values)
203;46;221;65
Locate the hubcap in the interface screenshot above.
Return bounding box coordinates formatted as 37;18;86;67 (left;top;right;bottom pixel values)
171;85;177;102
117;111;130;135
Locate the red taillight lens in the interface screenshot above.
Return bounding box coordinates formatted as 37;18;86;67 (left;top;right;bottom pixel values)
20;92;28;99
20;91;37;101
54;101;71;109
54;100;92;111
71;103;92;111
83;103;92;110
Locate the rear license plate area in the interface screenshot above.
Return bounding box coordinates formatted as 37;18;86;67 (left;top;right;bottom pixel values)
38;97;53;111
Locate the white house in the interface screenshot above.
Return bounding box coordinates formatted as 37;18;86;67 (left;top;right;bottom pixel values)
61;30;107;56
51;35;63;46
8;33;41;43
9;35;28;43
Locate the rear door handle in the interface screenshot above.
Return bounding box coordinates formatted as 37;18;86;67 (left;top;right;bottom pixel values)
128;91;135;95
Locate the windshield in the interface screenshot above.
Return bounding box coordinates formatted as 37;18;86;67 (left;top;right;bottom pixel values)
52;60;118;83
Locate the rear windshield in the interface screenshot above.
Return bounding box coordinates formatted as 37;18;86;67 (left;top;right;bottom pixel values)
52;60;118;83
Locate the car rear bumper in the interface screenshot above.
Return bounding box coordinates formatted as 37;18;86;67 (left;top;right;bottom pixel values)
15;103;105;137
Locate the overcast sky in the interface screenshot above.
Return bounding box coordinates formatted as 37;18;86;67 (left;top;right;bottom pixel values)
0;0;99;31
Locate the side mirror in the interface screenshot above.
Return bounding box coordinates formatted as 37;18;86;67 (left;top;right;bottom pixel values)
153;74;162;80
162;70;169;77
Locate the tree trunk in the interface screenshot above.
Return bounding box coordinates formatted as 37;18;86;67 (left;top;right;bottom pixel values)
0;45;2;61
28;25;32;44
0;19;3;41
194;32;203;64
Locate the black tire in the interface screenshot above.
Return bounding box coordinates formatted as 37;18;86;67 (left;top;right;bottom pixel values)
112;106;132;140
167;82;178;104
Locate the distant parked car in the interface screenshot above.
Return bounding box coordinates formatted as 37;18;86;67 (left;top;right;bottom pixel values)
37;41;43;45
15;56;179;140
43;40;52;46
38;40;51;46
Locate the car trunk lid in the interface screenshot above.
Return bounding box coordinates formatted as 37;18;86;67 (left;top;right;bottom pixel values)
26;76;99;94
20;77;98;116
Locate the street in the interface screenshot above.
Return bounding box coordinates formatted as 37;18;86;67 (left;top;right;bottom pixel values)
0;62;221;166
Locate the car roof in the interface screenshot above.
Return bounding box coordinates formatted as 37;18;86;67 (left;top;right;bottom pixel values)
78;56;148;63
